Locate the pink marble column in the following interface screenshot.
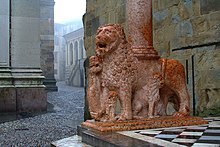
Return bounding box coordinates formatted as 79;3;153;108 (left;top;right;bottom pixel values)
127;0;159;60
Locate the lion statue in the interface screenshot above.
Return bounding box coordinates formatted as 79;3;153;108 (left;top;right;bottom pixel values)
87;24;190;121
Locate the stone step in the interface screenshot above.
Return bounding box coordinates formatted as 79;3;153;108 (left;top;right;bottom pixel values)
51;135;92;147
79;125;159;147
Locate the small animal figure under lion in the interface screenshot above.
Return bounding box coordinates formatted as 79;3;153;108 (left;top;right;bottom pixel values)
87;23;190;122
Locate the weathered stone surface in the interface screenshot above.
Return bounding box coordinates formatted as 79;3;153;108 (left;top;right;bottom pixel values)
16;88;47;112
176;20;193;37
40;0;57;91
85;17;99;37
116;4;126;24
179;0;194;20
153;9;169;30
11;0;40;17
11;16;41;67
0;88;16;112
200;0;220;14
84;0;126;57
195;45;220;116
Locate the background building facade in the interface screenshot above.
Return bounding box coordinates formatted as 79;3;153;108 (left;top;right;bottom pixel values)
64;28;86;87
54;23;66;81
54;21;86;87
83;0;220;117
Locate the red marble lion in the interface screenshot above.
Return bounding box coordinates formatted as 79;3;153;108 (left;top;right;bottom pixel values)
87;24;190;121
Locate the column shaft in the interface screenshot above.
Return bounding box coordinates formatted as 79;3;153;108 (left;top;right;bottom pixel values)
127;0;159;60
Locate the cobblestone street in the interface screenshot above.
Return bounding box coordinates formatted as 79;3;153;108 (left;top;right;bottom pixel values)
0;82;85;146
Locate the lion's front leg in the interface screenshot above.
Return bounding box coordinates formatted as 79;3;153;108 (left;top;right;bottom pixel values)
148;93;160;118
148;101;155;118
117;85;132;121
173;85;190;117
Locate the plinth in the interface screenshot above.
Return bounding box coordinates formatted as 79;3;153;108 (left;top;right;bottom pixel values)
82;116;208;132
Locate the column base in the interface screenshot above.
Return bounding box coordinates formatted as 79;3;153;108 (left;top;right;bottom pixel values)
132;46;160;60
16;87;47;112
0;87;47;113
43;78;58;91
0;87;16;112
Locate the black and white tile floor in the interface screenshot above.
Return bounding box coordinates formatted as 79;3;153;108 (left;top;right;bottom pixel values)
119;117;220;147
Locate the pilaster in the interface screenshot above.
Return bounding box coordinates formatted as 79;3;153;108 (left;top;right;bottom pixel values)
0;0;15;112
0;0;48;112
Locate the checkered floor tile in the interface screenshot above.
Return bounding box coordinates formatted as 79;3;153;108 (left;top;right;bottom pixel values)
134;117;220;146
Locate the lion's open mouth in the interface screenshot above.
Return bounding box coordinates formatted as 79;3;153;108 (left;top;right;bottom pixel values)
97;42;107;48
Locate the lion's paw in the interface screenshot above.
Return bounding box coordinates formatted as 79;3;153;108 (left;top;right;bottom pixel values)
116;113;132;121
173;111;189;117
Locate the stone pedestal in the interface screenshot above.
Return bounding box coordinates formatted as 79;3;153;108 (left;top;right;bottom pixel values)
82;116;208;132
16;87;47;112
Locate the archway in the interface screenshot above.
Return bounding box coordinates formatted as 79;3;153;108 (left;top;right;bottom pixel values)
79;39;84;59
69;43;73;65
74;41;78;61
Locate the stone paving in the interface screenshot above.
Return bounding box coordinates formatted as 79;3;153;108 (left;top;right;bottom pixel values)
0;81;85;146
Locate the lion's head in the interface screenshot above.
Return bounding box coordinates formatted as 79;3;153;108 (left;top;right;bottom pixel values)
95;24;127;57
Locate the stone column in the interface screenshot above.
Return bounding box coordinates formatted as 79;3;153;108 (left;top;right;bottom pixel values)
40;0;58;91
10;0;47;112
127;0;159;60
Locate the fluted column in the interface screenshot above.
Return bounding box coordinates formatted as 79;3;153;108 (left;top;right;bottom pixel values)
127;0;159;60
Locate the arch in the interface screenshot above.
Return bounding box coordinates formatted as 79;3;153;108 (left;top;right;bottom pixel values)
69;42;73;65
82;39;86;58
74;41;78;61
78;39;84;59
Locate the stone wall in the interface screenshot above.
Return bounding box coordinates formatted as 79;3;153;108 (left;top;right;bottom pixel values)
83;0;220;117
83;0;126;56
153;0;220;116
40;0;58;91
